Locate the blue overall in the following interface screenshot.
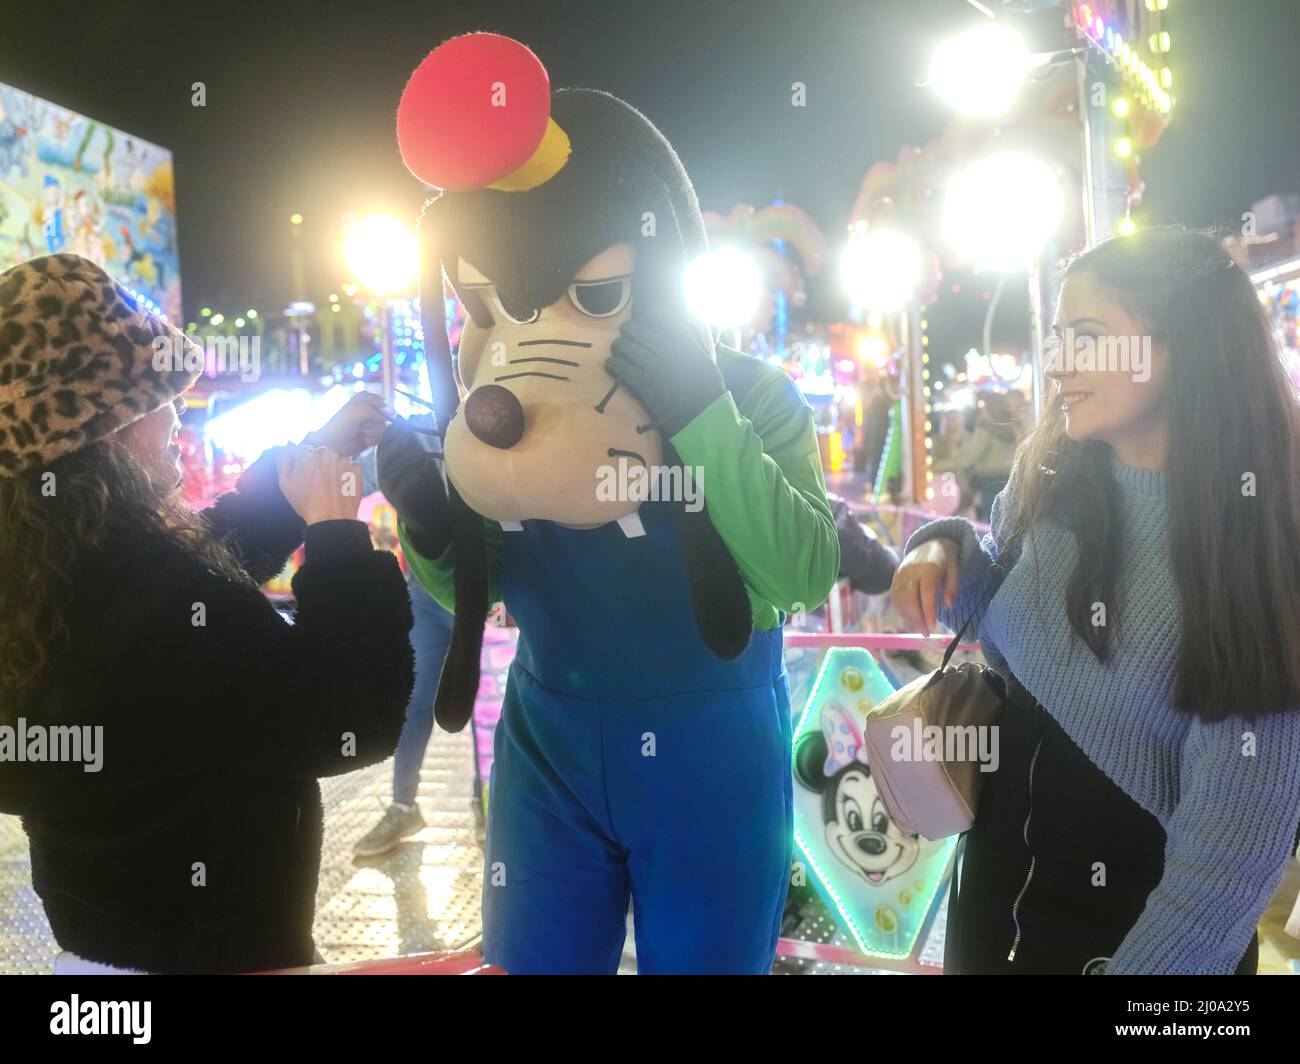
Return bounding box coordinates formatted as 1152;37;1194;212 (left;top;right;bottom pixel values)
482;501;794;974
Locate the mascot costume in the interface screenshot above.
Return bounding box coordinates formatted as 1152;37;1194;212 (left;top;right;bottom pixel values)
378;33;839;974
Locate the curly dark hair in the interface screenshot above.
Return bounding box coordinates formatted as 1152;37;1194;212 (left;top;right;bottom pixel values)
0;438;253;717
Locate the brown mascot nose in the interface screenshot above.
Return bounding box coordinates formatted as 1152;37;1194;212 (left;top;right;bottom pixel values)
463;384;526;449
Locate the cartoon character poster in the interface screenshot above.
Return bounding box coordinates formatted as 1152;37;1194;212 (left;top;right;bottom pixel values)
0;82;180;321
791;648;955;960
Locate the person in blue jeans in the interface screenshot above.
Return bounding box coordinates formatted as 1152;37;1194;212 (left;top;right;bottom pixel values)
341;399;455;857
353;575;454;855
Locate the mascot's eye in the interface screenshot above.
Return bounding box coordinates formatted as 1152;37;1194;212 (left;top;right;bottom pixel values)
871;802;890;835
487;292;540;325
568;277;632;318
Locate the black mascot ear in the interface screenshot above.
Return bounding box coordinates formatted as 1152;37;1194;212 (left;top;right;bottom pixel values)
416;199;460;434
638;184;753;661
433;483;490;733
792;730;829;793
666;439;753;660
414;202;488;733
632;180;714;356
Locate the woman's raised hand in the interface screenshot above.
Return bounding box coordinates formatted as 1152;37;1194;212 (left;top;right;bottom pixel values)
305;391;394;458
890;538;960;636
277;446;365;525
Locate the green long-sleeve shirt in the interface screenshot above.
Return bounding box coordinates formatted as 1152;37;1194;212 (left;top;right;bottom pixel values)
400;345;840;631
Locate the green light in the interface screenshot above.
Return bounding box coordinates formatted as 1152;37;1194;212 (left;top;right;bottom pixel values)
200;307;212;317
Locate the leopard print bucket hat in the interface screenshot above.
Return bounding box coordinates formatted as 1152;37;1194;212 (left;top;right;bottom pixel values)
0;253;202;477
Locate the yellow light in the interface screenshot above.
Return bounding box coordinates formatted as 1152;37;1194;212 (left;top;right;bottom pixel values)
234;317;245;328
828;431;845;473
343;214;419;295
331;304;341;313
1111;97;1131;118
247;309;258;319
290;213;304;225
1114;137;1133;159
1160;67;1172;89
1118;216;1137;236
210;313;224;325
857;335;889;364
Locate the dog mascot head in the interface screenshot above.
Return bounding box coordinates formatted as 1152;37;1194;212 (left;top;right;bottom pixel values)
396;33;752;730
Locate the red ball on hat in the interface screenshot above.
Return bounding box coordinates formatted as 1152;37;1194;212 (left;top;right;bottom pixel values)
397;32;553;191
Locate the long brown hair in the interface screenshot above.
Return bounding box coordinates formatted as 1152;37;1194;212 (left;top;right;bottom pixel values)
1004;227;1300;720
0;438;252;718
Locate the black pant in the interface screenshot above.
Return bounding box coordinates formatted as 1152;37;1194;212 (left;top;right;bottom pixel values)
945;678;1258;974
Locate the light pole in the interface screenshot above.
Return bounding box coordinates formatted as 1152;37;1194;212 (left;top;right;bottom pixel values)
342;214;419;406
840;228;924;502
943;151;1063;421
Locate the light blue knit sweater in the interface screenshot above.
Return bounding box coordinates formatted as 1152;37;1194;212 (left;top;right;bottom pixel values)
907;452;1300;974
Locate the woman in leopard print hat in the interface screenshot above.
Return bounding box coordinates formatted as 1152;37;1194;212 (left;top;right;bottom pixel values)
0;254;204;476
0;254;416;973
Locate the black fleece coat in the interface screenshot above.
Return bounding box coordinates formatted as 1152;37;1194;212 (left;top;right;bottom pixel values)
0;449;414;973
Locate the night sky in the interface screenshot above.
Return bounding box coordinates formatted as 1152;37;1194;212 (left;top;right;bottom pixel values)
4;0;1299;350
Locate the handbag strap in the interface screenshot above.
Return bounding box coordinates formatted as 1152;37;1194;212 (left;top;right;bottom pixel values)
939;560;1008;670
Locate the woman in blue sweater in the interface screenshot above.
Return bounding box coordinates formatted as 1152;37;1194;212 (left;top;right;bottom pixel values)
892;228;1300;974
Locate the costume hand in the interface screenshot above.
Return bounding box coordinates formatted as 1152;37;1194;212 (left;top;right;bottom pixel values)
607;317;724;437
305;391;393;457
376;419;451;559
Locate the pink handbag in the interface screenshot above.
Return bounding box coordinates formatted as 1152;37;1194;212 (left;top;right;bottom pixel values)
863;617;1007;840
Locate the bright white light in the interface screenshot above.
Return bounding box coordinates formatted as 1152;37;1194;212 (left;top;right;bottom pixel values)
683;247;763;328
840;229;923;311
205;385;355;460
343;214;418;295
929;24;1031;118
943;152;1062;271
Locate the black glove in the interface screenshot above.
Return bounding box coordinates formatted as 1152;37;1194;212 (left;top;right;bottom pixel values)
607;317;725;437
376;419;451;559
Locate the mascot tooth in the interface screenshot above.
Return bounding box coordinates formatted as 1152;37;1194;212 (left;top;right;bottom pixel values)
377;32;840;974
